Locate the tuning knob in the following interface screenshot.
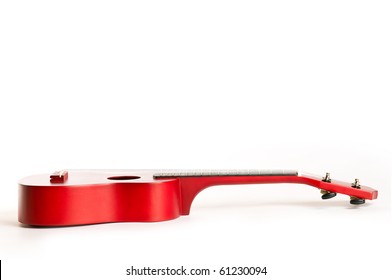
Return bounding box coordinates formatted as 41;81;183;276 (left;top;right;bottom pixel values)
320;189;337;199
320;173;336;199
350;179;365;205
350;197;365;205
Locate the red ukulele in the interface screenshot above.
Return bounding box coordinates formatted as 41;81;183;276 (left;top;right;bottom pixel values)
19;169;378;226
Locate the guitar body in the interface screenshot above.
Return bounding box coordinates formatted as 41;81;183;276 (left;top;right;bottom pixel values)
19;170;378;226
19;171;181;226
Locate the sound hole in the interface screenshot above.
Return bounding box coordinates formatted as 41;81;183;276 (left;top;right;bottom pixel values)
107;176;140;180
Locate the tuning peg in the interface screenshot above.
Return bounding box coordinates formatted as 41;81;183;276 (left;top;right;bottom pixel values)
349;178;365;204
320;173;336;199
350;196;365;205
352;178;361;189
320;189;337;199
322;172;331;183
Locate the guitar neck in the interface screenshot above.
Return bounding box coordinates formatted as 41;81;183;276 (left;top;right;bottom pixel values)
154;169;378;215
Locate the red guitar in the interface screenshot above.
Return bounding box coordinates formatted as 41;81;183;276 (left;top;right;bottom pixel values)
19;169;378;226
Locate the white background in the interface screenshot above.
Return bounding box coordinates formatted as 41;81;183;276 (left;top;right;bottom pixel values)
0;1;391;279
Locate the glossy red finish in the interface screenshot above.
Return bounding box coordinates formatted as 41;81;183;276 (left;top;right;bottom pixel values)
18;170;378;226
177;174;378;215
